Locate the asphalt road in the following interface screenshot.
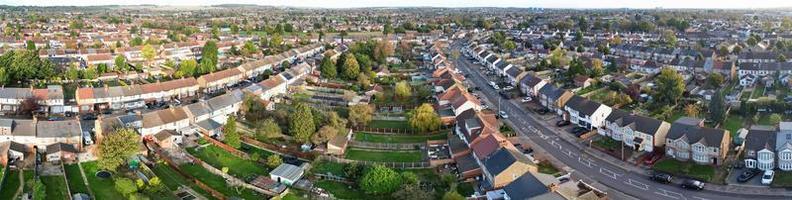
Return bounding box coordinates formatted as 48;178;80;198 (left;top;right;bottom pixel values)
450;42;791;200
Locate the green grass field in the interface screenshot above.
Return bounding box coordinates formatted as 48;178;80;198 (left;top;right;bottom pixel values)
178;164;263;200
315;180;368;200
40;175;70;200
344;148;423;162
311;160;346;176
653;159;715;182
0;170;21;199
353;132;448;143
150;163;216;200
64;164;90;194
772;171;792;187
722;114;744;137
187;145;269;178
81;161;125;200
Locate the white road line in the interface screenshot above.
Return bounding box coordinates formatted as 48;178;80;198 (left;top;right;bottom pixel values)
624;178;649;190
599;167;621;179
549;140;562;149
563;149;575;158
691;197;709;200
654;188;686;200
578;156;596;168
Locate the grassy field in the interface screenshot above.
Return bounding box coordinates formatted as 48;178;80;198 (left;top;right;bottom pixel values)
240;143;274;158
538;162;562;176
0;170;21;199
82;161;125;200
653;159;715;182
64;164;90;194
722;114;744;137
592;137;620;151
771;171;792;187
151;163;216;200
179;164;264;200
344;148;423;162
311;160;346;176
188;145;269;178
22;170;34;193
315;180;368;200
354;132;448;143
40;175;70;200
369;120;412;130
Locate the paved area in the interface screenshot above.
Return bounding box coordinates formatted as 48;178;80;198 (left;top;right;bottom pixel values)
451;41;792;200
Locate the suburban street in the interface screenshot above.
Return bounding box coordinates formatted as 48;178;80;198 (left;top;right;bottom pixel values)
450;42;792;200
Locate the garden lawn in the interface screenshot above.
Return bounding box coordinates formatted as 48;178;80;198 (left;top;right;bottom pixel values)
771;171;792;187
22;170;34;193
652;159;715;182
369;120;412;130
240;143;274;158
751;85;765;98
187;145;269;178
82;161;125;200
456;182;475;197
344;148;423;162
538;162;562;176
311;160;346;176
64;164;89;194
592;137;620;151
179;164;263;200
354;132;448;143
0;170;21;199
40;175;69;200
315;180;368;200
151;163;215;200
723;114;744;137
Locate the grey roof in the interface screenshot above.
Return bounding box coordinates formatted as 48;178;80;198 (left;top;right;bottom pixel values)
777;122;792;151
455;153;480;173
615;114;665;136
0;118;13;128
496;60;509;70
667;117;726;147
46;142;78;154
270;163;304;181
206;90;243;111
196;119;223;131
186;102;212;117
605;109;629;122
506;66;521;77
483;148;533;178
0;88;32;99
538;84;564;100
486;54;498;63
11;119;36;137
7;141;29;153
565;95;603;116
520;74;543;88
447;136;469;156
503;173;562;200
745;126;776;152
37;120;82;138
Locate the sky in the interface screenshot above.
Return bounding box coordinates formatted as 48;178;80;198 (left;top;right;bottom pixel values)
5;0;792;9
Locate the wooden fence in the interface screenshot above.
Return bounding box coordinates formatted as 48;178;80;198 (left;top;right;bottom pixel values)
201;134;250;159
353;127;451;135
348;140;425;150
241;136;316;160
317;155;431;169
147;141;227;200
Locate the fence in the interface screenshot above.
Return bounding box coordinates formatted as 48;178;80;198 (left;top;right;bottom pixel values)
318;155;431;169
201;134;250;159
314;173;353;184
348;140;425;150
241;136;316;160
354;127;452;135
148;141;226;200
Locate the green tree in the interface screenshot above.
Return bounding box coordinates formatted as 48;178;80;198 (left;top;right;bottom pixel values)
708;89;727;124
65;66;80;80
503;40;517;51
320;55;337;79
442;190;465;200
348;104;374;127
81;66;97;79
707;73;725;88
360;165;403;195
270;33;283;49
97;128;140;171
142;44;156;63
256;118;283;141
290;103;316;143
342;53;360;80
115;55;127;71
685;104;700;118
224;115;240;148
590;58;604;78
654;67;685;105
148;177;164;193
391;184;432;200
661;29;677;47
769;113;783;125
26;40;36;51
242;41;258;56
409;104;441;132
175;59;198;78
201;40;218;73
114;178;138;197
266;154;282;168
311;125;337;145
395;81;412;101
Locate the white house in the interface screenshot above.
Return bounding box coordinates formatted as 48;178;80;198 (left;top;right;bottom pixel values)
743;126;777;171
603;109;671;153
564;95;612;130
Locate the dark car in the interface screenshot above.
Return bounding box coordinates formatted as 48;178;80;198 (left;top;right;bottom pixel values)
556;120;571;127
571;127;588;136
650;173;673;184
681;179;705;190
534;107;550;115
81;114;97;120
737;169;762;183
47;117;65;121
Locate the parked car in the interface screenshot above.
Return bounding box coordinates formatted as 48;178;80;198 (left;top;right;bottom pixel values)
761;170;775;185
556;120;570;127
571;127;588;135
680;179;705;190
643;152;664;165
521;97;532;102
650;172;673;184
47;117;65;121
498;111;509;119
737;169;762;183
534;107;549;115
503;86;514;91
81;113;97;120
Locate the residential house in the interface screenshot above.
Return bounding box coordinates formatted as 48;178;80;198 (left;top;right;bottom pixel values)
0;141;30;167
564;95;612;130
140;107;190;136
743;125;776;171
481;147;538;189
45;142;78;164
777;122;792;171
603;109;671;153
537;84;574;116
519;74;548;97
665;117;731;165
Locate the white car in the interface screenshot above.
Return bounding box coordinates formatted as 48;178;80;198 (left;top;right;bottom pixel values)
521;97;532;102
761;170;775;185
504;86;514;91
499;111;509;119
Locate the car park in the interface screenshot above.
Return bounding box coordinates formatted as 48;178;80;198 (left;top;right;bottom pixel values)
681;179;705;190
556;120;570;127
761;170;775;185
737;169;762;183
650;172;673;184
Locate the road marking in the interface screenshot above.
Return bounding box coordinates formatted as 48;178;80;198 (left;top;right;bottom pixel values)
549;140;562;149
624;178;649;190
691;197;709;200
599;167;621;179
563;149;575;158
654;188;686;200
578;156;596;168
